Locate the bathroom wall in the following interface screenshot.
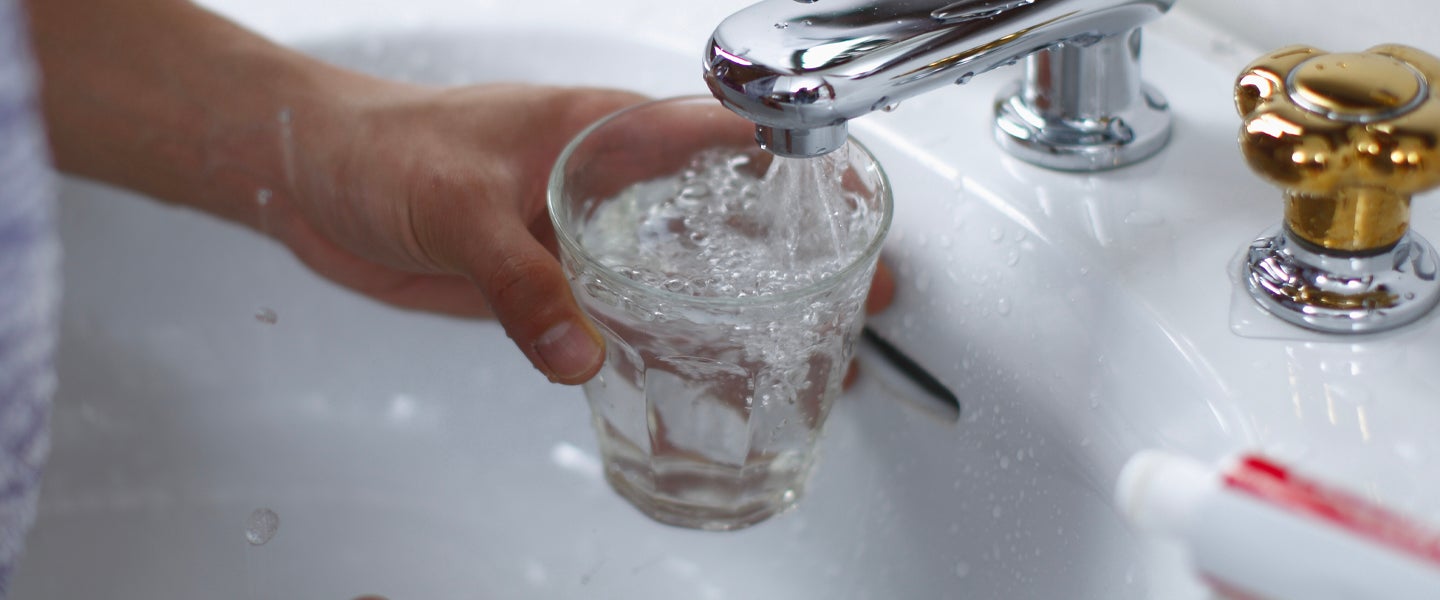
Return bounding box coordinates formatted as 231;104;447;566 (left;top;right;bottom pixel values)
1182;0;1440;53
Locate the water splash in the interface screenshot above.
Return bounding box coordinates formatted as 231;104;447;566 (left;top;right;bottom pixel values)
580;148;876;298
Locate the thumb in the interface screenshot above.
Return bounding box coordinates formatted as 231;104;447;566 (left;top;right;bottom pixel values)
470;218;604;385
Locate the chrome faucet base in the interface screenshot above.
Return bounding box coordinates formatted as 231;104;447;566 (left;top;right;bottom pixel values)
1243;227;1440;334
993;30;1172;171
994;80;1171;171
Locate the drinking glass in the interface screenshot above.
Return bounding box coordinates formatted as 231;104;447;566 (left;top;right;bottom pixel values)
548;96;892;530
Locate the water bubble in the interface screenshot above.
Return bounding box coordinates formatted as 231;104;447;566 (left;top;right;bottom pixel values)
954;561;971;578
254;307;278;325
246;508;279;545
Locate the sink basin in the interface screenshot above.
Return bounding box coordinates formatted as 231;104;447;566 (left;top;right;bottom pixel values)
13;2;1440;598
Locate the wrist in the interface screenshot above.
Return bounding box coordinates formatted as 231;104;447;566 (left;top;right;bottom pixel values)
195;43;375;231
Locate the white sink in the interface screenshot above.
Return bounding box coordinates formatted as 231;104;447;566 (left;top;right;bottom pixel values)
13;2;1440;598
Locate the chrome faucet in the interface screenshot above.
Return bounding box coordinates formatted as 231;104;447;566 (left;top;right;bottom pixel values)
703;0;1175;170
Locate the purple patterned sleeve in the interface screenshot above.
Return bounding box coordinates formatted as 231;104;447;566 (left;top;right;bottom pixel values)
0;0;61;595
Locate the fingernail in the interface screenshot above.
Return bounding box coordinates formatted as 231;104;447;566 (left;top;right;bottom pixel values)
533;320;603;382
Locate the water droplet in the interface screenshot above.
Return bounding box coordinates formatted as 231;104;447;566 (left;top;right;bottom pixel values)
246;508;279;545
955;72;975;85
774;22;789;29
1005;251;1019;267
954;561;971;578
255;307;278;325
992;505;1004;518
915;272;932;293
881;101;901;113
256;188;272;206
999;456;1010;469
996;297;1011;316
989;227;1004;242
1122;210;1164;227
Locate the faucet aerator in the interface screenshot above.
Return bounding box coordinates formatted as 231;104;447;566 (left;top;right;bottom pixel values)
756;124;849;158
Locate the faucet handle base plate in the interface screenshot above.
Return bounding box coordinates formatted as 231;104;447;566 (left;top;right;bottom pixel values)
992;81;1172;172
1242;226;1440;334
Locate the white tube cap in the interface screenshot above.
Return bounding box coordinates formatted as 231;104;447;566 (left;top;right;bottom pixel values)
1116;450;1221;538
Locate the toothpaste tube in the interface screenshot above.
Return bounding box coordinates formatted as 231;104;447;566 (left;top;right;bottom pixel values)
1117;451;1440;600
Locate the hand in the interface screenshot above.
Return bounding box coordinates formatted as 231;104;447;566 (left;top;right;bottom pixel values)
263;82;645;384
271;81;894;386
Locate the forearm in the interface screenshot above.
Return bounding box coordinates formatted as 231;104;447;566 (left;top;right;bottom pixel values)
23;0;370;227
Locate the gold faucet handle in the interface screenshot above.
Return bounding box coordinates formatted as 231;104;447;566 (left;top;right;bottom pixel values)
1236;44;1440;253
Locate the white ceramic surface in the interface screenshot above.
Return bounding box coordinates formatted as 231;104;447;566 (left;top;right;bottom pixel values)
12;1;1440;598
1182;0;1440;53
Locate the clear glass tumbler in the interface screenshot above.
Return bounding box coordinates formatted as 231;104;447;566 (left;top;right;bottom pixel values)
548;96;892;530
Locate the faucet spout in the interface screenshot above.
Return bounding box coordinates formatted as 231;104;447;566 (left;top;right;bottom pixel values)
704;0;1176;169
